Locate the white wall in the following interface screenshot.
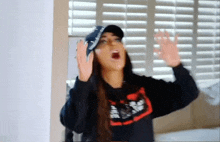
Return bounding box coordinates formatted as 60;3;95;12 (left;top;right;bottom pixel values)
0;1;54;142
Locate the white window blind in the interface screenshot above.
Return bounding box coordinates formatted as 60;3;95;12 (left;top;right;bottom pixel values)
68;0;97;36
196;0;220;88
69;0;148;75
154;0;194;81
68;0;220;88
101;0;148;75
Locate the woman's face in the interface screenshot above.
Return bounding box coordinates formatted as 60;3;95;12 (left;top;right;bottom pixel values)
95;32;126;71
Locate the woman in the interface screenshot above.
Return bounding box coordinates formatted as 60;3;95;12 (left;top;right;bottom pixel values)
60;25;199;142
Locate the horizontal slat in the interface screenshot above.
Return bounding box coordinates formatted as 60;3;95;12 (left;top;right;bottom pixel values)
196;51;219;59
214;65;220;72
196;73;216;80
126;21;147;28
132;69;145;75
156;0;194;7
197;38;219;44
196;59;220;66
126;46;146;53
103;3;126;12
198;22;220;29
127;0;148;5
198;8;219;15
103;4;147;13
197;31;219;37
198;16;219;22
156;7;193;15
131;61;146;69
153;59;192;67
199;0;220;8
154;45;193;52
155;6;175;14
103;12;147;21
69;10;96;19
176;7;194;15
127;5;148;13
153;70;173;76
127;13;148;21
154;52;192;60
176;15;193;22
153;29;193;37
104;0;148;5
102;12;125;20
197;44;220;50
196;64;220;72
125;37;146;45
103;21;147;29
155;14;193;22
69;1;96;11
68;19;96;27
155;22;193;29
102;21;126;27
68;28;94;37
126;30;146;37
196;66;214;73
102;0;125;4
129;53;146;61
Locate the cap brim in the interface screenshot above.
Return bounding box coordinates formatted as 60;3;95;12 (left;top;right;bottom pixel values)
86;25;124;56
102;25;124;39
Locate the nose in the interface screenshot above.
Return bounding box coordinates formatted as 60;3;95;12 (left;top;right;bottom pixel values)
108;38;117;46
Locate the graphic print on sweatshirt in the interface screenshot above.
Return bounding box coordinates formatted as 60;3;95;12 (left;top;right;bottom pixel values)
109;87;153;126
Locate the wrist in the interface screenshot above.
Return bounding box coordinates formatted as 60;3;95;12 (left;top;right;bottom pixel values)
79;73;89;82
168;59;181;67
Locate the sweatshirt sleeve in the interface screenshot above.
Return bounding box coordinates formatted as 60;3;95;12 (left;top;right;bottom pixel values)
144;63;199;118
60;77;92;133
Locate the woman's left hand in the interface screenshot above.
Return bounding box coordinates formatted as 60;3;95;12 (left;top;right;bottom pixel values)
154;31;181;67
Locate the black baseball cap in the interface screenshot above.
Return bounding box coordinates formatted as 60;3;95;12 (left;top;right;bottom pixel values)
85;25;124;56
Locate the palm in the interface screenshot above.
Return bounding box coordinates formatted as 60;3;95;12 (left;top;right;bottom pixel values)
77;40;94;81
154;31;181;67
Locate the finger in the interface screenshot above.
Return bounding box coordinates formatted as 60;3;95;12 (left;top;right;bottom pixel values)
154;49;163;59
88;51;94;64
174;34;179;45
153;48;160;54
164;31;170;40
77;40;87;60
160;31;165;42
77;40;85;63
155;35;165;46
154;29;161;37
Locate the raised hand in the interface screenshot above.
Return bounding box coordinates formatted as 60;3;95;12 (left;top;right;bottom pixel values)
154;31;181;67
76;40;94;82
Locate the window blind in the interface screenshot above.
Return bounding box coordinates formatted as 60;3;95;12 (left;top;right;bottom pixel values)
196;0;220;88
101;0;148;75
68;0;97;36
154;0;194;81
68;0;220;88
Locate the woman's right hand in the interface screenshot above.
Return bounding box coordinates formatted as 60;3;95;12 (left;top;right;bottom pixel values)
76;40;94;82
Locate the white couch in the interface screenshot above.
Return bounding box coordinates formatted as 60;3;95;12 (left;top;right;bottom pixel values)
154;82;220;141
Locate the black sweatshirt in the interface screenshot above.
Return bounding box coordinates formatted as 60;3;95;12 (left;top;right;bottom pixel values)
60;64;199;142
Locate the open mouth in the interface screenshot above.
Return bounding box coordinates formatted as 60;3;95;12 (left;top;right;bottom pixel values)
112;52;120;59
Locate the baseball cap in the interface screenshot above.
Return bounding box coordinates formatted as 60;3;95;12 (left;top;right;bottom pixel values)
85;25;124;56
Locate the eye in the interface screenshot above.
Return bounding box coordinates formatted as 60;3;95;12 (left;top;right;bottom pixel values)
115;38;122;42
99;40;107;44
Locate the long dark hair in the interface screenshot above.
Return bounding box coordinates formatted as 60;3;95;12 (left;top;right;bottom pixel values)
91;51;133;142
